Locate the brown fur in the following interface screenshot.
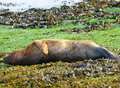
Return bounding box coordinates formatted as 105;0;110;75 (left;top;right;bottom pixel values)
2;39;119;65
0;52;8;58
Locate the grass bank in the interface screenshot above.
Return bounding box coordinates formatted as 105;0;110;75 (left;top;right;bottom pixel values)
0;25;120;88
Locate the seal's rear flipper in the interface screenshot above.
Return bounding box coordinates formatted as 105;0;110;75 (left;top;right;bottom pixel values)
99;48;120;61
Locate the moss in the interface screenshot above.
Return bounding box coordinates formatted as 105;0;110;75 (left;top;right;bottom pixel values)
0;60;120;88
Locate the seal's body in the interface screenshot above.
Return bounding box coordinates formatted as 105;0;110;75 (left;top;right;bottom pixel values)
2;39;119;65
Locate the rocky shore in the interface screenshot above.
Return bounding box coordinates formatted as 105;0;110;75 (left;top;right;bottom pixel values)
0;0;119;29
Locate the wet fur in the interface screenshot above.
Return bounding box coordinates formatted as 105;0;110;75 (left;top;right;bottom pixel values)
2;39;119;65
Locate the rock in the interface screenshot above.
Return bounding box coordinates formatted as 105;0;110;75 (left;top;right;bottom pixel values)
12;23;28;29
0;1;119;29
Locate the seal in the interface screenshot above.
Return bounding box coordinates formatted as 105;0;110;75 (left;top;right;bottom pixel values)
1;39;119;65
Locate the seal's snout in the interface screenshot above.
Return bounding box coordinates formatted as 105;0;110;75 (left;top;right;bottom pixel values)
4;56;12;64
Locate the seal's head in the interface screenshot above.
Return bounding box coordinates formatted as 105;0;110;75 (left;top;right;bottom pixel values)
4;40;48;65
4;50;26;65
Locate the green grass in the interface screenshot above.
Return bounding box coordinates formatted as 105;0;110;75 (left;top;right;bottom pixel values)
0;25;120;88
0;24;120;52
104;7;120;14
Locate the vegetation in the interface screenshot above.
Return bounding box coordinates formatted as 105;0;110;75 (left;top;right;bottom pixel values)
0;2;120;87
0;24;120;88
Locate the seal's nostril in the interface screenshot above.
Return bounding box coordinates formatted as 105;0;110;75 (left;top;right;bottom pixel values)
4;57;8;64
4;56;11;64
